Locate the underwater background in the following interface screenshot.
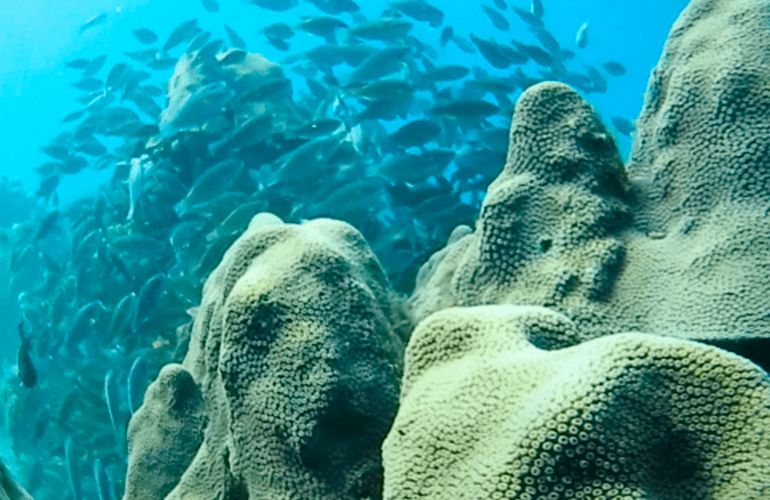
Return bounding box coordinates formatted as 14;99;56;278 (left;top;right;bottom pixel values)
0;0;689;498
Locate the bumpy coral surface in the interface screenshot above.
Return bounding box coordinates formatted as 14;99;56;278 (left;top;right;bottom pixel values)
629;0;770;230
407;0;770;362
383;305;770;500
123;213;405;500
124;364;207;500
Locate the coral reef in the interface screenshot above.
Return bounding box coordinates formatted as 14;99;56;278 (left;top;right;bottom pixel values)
382;305;770;499
407;0;770;368
124;0;770;498
123;213;405;500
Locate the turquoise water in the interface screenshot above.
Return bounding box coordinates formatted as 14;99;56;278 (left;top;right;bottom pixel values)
0;0;686;195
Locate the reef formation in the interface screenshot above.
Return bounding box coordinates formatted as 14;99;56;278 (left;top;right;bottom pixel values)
123;0;770;498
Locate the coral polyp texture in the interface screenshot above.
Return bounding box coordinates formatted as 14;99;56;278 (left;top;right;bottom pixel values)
123;213;406;500
382;306;770;500
407;0;770;368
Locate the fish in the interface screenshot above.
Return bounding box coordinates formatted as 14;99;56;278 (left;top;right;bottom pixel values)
83;55;108;77
610;116;634;136
266;36;291;51
16;320;37;388
246;0;299;10
192;231;241;278
218;48;248;66
108;292;137;341
131;28;158;44
127;355;148;414
512;5;543;27
170;220;207;261
260;22;295;40
584;64;607;93
201;0;220;12
346;78;415;105
531;0;544;17
208;114;273;154
34;209;59;241
376;150;455;183
146;56;179;70
104;370;122;449
224;24;247;49
74;137;107;157
481;4;510;31
388;119;441;149
174;159;244;216
65;436;82;500
159;81;233;137
305;0;359;14
469;34;526;68
576;21;589;48
93;459;113;500
514;42;552;66
72;77;104;91
31;404;52;445
186;31;212;53
124;155;153;220
79;12;108;34
105;62;131;92
529;26;561;55
348;17;413;41
345;46;412;84
0;457;34;500
451;34;477;54
475;127;510;153
189;192;248;222
66;58;90;69
267;133;344;182
206;201;270;242
161;19;200;53
111;234;167;259
297;16;349;44
391;1;444;28
493;0;507;9
440;26;453;47
124;48;159;62
453;147;506;181
138;83;164;97
420;64;470;83
602;61;627;76
296;118;343;139
193;38;224;66
129;92;163;119
66;300;107;347
429;99;500;120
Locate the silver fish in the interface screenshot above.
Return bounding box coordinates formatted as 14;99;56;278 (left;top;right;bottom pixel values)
79;12;108;34
576;21;589;48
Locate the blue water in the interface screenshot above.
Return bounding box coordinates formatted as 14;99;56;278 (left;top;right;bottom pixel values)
0;0;686;196
0;0;690;495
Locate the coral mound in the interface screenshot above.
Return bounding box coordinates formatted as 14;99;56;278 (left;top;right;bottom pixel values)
124;213;405;500
383;305;770;500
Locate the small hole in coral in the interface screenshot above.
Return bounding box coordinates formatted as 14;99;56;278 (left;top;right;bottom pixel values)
540;239;552;252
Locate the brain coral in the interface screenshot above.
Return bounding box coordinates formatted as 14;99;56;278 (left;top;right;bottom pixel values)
382;305;770;500
123;213;406;500
407;0;770;367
